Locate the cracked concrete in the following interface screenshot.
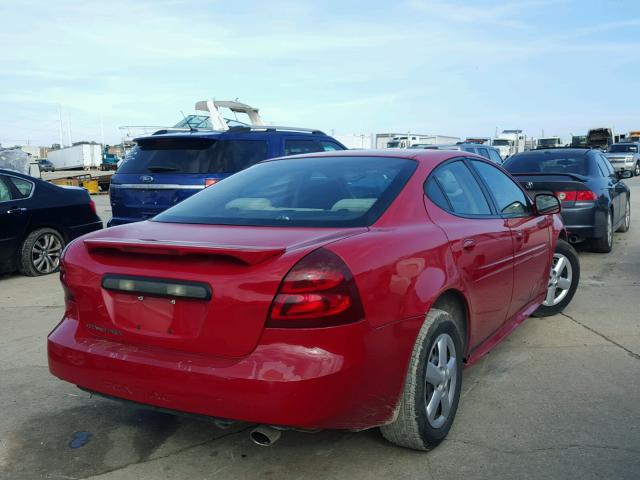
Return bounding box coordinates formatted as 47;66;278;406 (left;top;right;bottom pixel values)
1;182;639;479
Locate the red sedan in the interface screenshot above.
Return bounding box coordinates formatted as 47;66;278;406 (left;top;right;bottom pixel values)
48;150;580;450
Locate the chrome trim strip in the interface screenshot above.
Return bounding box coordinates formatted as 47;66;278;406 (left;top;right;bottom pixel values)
109;184;205;190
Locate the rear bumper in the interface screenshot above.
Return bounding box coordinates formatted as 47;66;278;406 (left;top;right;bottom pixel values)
48;316;422;430
561;204;605;242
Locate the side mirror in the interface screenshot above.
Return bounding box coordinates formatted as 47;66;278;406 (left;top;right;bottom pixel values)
534;193;561;215
619;170;633;179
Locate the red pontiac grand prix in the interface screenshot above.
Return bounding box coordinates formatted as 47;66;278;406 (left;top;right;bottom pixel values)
48;150;579;450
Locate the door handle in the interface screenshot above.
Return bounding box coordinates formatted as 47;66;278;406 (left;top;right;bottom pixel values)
6;207;27;215
462;239;476;250
514;230;524;241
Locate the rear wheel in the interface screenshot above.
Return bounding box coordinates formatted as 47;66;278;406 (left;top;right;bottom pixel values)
380;309;463;451
634;162;640;177
533;239;580;317
17;228;65;276
617;197;630;233
591;210;613;253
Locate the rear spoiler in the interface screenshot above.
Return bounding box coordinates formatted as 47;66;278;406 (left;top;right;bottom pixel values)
84;238;285;265
510;172;588;182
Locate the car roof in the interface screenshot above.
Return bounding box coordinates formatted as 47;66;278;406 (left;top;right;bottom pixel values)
0;168;35;178
511;148;591;157
265;148;483;167
134;127;332;143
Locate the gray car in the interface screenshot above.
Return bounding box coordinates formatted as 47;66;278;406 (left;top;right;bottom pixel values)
605;142;640;176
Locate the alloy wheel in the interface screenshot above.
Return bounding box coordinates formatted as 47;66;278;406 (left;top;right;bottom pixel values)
624;200;631;230
31;233;63;274
543;253;573;307
635;163;640;177
424;333;457;429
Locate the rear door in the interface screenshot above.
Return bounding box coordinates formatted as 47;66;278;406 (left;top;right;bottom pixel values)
597;153;624;225
0;175;32;269
424;159;514;348
470;159;551;314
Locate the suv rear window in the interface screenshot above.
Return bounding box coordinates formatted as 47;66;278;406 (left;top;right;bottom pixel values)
118;138;268;174
154;156;416;227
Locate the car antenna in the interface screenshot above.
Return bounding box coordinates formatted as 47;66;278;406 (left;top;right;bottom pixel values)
180;110;197;132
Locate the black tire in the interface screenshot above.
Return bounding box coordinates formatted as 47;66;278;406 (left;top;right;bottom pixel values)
591;210;613;253
380;308;463;451
533;239;580;317
17;228;65;277
634;162;640;177
617;196;630;233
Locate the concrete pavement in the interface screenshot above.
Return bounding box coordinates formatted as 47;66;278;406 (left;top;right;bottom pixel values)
1;180;638;480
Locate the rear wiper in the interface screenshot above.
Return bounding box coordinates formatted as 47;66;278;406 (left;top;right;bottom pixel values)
147;166;178;172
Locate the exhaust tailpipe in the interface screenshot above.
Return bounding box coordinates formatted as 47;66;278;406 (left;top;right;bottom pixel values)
249;426;282;447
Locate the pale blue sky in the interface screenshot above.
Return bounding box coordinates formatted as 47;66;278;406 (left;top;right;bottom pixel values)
1;0;639;146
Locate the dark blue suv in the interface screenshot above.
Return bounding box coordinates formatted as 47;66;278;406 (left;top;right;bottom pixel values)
108;127;346;226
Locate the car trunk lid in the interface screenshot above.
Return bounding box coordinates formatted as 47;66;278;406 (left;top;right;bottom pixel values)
63;221;367;358
511;173;591;208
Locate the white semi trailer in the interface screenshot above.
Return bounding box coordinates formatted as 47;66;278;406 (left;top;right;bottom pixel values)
47;143;102;170
492;130;527;159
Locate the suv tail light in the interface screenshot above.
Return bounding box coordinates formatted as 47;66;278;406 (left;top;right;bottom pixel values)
88;199;97;215
555;190;597;202
267;249;364;328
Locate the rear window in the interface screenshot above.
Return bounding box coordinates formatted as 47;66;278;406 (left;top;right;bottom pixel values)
609;144;638;153
154;156;416;227
117;138;268;174
504;152;590;176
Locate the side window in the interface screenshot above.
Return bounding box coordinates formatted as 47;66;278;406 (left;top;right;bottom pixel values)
471;160;529;216
476;147;490;159
9;176;34;198
488;149;503;164
284;139;322;156
463;146;478;155
424;177;449;211
320;141;345;152
0;177;11;202
430;160;492;215
595;156;607;177
222;140;268;172
599;154;615;175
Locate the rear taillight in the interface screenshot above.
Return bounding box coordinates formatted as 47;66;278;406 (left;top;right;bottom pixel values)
555;190;597;202
267;249;364;328
88;199;97;215
204;178;218;187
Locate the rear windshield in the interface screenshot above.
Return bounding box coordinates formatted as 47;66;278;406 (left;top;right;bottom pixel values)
504;152;590;175
609;144;638;153
117;138;268;174
154;156;416;227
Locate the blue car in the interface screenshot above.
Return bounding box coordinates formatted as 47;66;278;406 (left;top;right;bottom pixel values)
108;127;346;226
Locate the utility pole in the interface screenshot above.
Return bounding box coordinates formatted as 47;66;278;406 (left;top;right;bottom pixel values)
66;113;72;146
58;105;64;147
